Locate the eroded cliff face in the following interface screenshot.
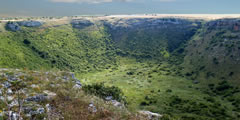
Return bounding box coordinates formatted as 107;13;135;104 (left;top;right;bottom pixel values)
206;18;240;31
6;21;42;31
183;18;240;82
103;18;201;59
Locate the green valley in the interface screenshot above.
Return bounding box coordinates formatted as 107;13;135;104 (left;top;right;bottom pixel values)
0;16;240;119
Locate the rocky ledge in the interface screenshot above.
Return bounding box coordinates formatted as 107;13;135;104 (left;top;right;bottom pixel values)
6;21;42;31
71;19;94;29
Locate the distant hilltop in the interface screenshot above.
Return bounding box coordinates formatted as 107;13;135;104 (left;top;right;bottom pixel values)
103;14;240;20
1;14;240;21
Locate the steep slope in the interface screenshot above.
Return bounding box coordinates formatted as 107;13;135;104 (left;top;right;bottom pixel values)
104;18;200;59
0;68;148;120
0;21;117;72
183;18;240;83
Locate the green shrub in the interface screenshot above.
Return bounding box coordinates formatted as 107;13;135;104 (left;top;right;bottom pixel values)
83;83;126;103
166;89;172;93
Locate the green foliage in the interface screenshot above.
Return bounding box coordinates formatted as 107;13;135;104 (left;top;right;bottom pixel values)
10;80;27;91
83;83;126;103
166;95;231;120
208;80;240;97
0;25;117;72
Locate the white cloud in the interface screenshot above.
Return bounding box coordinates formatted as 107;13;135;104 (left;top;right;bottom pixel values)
49;0;132;3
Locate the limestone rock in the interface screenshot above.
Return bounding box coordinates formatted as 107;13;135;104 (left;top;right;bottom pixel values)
138;111;162;120
88;103;97;113
17;21;42;27
6;22;20;31
26;94;47;102
111;100;124;108
71;19;94;29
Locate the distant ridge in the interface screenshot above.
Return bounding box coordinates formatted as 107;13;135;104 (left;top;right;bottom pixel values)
2;14;240;20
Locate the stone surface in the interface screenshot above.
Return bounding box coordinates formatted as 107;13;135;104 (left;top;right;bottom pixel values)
6;22;20;31
111;100;124;108
105;96;113;101
26;94;47;102
88;103;97;113
71;19;94;29
43;90;57;99
8;111;22;120
5;21;42;32
73;80;82;89
138;111;162;120
17;21;42;27
3;81;11;88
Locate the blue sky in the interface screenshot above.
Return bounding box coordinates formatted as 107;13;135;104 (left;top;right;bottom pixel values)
0;0;240;16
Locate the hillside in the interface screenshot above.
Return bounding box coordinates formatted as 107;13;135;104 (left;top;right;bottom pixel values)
0;15;240;119
183;19;240;83
0;68;156;120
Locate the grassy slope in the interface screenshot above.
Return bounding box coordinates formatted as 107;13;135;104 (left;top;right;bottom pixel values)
0;31;50;69
0;24;117;72
183;20;240;82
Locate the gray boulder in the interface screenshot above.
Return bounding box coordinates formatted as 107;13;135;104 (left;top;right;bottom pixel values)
24;106;45;117
6;22;20;31
88;103;97;113
111;100;124;108
36;107;45;114
105;96;113;101
26;94;47;102
193;80;199;84
138;111;162;120
26;90;56;102
73;79;82;89
3;81;11;88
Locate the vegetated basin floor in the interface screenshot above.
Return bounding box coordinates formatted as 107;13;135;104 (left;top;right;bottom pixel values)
78;57;207;111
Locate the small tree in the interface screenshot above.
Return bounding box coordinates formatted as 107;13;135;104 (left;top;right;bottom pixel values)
0;77;11;119
0;75;27;120
83;83;126;104
10;80;27;120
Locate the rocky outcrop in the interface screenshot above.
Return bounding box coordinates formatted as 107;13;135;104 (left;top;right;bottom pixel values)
17;21;42;27
103;18;198;30
105;96;125;108
71;19;94;29
138;111;162;120
25;91;56;103
6;22;21;31
5;21;42;32
103;17;200;55
88;103;97;113
206;18;240;31
0;69;78;119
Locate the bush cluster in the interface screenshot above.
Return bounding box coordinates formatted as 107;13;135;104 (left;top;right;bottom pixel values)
83;83;126;103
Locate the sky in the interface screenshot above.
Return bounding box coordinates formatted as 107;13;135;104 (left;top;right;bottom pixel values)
0;0;240;16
